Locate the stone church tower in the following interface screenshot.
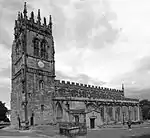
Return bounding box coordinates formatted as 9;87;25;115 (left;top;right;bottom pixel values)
10;2;141;130
11;2;56;127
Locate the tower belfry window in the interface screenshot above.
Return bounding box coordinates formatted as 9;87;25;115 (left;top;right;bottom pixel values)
33;38;39;57
40;39;47;59
41;42;46;58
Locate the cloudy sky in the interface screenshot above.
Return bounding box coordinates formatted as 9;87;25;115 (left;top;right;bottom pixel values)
0;0;150;109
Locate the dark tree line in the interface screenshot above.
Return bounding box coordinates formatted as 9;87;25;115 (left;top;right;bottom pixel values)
140;99;150;120
0;101;10;122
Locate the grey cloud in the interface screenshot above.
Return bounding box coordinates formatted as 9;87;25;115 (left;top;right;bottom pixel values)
109;56;150;98
52;5;67;52
0;86;11;108
0;0;22;11
0;0;33;11
73;0;119;49
135;56;150;72
0;9;12;49
56;70;105;86
0;1;34;49
0;66;11;78
129;56;150;76
126;87;150;101
73;10;95;48
0;22;12;49
77;74;106;86
93;16;119;46
51;0;70;7
50;0;119;51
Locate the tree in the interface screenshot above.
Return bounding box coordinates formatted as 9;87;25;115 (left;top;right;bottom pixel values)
0;101;10;122
140;99;150;120
148;110;150;120
140;99;150;106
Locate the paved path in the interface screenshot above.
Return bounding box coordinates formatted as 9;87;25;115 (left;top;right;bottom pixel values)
0;124;150;138
0;137;33;138
87;126;150;138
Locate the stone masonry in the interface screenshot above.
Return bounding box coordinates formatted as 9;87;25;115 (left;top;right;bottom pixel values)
11;3;141;129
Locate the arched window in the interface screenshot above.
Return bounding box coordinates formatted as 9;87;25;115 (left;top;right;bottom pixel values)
40;39;48;59
33;38;39;56
39;80;44;90
107;106;113;121
41;104;44;112
116;107;121;122
100;106;104;121
134;107;137;121
41;42;46;58
56;103;63;120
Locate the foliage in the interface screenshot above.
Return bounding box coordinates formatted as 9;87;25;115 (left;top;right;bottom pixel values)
0;101;10;122
140;99;150;120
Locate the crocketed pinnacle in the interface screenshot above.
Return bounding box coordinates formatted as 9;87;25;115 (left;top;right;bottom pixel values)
37;9;41;24
23;2;27;19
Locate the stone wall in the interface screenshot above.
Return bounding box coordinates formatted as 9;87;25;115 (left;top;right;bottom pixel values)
86;111;102;128
55;80;125;101
26;72;55;125
57;100;140;128
26;30;54;62
11;4;141;129
11;73;24;128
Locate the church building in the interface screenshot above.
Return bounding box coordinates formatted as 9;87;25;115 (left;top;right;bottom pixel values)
11;3;141;129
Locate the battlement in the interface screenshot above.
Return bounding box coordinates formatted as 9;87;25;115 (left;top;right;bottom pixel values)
55;80;123;93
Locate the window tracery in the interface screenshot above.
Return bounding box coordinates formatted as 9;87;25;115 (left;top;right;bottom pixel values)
40;39;48;59
33;38;39;57
33;37;49;59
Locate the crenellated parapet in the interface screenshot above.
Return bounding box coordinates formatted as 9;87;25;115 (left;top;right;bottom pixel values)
54;80;125;100
55;80;123;93
14;2;52;40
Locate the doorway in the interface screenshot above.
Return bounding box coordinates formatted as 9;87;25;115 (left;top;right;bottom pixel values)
30;113;34;126
90;118;95;129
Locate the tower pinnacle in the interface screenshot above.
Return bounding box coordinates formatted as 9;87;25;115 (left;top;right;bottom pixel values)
43;17;46;25
37;9;41;24
23;2;27;19
30;11;34;22
48;15;52;26
17;12;21;20
48;15;52;32
122;83;124;92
